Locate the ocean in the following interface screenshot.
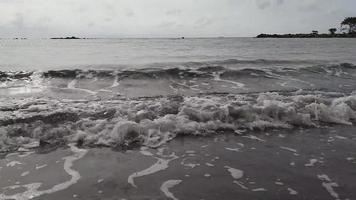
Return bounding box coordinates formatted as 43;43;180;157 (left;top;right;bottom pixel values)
1;38;356;200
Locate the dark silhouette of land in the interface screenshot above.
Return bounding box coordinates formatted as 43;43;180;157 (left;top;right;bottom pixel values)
256;33;356;38
257;17;356;38
50;36;83;39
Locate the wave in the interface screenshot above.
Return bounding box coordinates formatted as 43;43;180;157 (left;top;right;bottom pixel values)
1;91;356;152
0;61;354;82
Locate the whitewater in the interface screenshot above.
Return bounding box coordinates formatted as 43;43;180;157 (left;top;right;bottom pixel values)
1;38;356;200
1;38;356;152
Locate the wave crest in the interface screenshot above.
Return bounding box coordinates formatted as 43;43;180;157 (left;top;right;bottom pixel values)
1;91;356;152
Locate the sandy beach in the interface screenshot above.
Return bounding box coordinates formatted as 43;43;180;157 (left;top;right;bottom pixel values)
1;126;355;200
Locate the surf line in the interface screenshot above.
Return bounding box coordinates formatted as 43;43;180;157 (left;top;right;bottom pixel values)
0;144;88;200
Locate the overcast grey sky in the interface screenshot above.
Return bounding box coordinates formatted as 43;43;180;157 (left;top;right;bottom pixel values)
0;0;354;38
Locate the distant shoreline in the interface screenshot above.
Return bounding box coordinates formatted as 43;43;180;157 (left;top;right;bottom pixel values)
256;33;356;38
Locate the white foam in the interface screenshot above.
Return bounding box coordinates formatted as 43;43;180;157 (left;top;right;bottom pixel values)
213;72;245;88
128;152;178;188
67;79;97;95
3;92;356;151
110;76;120;88
335;135;347;139
225;147;240;152
0;144;87;200
160;180;182;200
275;181;284;185
305;159;318;167
317;174;340;199
6;161;22;167
234;181;249;190
252;188;267;192
243;135;266;142
21;171;30;177
287;188;298;195
35;164;47;170
346;157;354;161
205;163;214;167
180;158;200;168
280;146;298;153
225;166;244;179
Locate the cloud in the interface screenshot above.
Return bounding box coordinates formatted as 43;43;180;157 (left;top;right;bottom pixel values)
0;0;353;37
194;18;214;28
255;0;271;9
165;9;182;16
156;21;176;28
276;0;284;6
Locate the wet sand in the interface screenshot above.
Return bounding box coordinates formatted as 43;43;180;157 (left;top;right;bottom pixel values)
1;126;356;200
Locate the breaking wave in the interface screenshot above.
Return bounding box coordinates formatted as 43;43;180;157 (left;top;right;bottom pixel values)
0;60;355;82
1;59;356;153
1;90;356;153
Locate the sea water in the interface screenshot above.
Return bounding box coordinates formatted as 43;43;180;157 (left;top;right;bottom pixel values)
1;38;356;151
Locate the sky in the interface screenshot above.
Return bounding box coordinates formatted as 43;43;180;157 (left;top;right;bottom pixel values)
0;0;355;38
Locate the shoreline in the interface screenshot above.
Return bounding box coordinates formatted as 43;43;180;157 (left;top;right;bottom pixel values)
1;126;355;199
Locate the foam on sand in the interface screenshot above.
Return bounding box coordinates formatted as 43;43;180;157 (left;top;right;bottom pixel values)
160;180;182;200
317;174;340;200
287;188;298;195
128;149;178;188
225;166;244;179
0;144;87;200
305;159;318;167
6;161;22;167
280;146;298;153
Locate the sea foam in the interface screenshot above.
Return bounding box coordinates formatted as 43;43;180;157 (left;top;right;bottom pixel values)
1;91;356;152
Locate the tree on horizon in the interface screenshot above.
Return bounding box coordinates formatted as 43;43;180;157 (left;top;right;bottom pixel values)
329;28;337;35
341;17;356;33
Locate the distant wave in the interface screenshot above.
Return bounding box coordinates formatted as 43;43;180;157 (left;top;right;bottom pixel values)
0;61;354;81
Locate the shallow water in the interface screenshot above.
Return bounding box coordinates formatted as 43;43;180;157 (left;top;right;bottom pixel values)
1;127;356;200
1;38;356;153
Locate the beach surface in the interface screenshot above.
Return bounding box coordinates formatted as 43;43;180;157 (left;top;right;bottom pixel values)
1;126;355;200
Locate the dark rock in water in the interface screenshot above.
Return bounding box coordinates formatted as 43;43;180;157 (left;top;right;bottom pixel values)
50;36;82;39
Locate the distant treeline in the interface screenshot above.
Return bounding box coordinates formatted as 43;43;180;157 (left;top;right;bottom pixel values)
256;33;356;38
257;17;356;38
50;36;83;39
